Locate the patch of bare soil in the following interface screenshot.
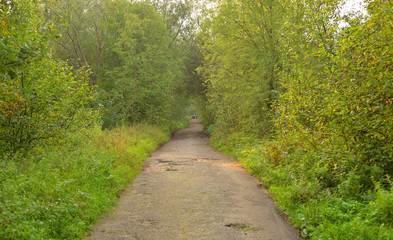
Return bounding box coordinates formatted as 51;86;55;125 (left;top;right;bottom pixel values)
86;120;299;240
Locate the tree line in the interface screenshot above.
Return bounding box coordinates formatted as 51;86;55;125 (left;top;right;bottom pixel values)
1;0;203;154
198;0;393;238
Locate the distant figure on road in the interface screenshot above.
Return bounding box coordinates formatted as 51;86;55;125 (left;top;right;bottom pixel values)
192;114;197;119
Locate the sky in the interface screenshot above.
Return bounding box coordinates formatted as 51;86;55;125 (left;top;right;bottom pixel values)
341;0;367;15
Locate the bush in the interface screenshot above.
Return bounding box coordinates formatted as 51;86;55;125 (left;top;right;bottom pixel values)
0;0;99;153
371;184;393;227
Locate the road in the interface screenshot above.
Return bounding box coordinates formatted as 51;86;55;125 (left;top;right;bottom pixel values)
86;120;299;240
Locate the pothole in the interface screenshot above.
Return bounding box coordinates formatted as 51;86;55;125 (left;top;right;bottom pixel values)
225;223;258;232
158;159;173;163
166;168;178;171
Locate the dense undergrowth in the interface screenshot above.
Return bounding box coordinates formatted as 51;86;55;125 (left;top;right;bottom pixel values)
0;120;187;240
208;133;393;239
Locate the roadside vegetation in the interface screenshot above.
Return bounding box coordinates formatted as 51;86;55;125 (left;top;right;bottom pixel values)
199;0;393;239
2;0;392;239
0;124;181;239
1;0;199;239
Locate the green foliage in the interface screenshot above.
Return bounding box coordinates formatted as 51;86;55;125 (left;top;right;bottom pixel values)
271;0;393;200
0;124;170;239
0;59;98;153
200;0;393;238
213;137;393;239
0;0;196;239
0;0;99;153
103;2;180;126
44;0;200;128
371;183;393;227
198;0;282;139
0;0;48;76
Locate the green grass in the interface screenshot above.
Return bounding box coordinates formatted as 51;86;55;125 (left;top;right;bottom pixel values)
0;122;186;239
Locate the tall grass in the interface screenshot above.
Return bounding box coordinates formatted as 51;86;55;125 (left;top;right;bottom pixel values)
0;123;181;239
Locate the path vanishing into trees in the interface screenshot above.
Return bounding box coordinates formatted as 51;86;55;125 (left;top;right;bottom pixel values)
86;120;299;240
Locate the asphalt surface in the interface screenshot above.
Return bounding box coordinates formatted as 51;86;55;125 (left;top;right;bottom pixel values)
86;120;299;240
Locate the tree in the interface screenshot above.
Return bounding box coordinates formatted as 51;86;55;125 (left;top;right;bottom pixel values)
43;0;109;86
102;2;181;127
0;0;99;153
44;0;197;128
198;0;284;138
274;0;393;191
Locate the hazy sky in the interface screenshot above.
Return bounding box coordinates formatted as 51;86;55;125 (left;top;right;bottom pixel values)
341;0;367;14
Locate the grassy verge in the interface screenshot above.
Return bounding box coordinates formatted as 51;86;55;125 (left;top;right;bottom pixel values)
209;133;393;240
0;121;187;239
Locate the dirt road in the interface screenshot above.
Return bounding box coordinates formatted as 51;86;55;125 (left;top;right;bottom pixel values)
87;120;299;240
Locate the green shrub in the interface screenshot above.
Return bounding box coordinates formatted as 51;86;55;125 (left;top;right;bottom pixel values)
371;184;393;227
0;0;99;153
